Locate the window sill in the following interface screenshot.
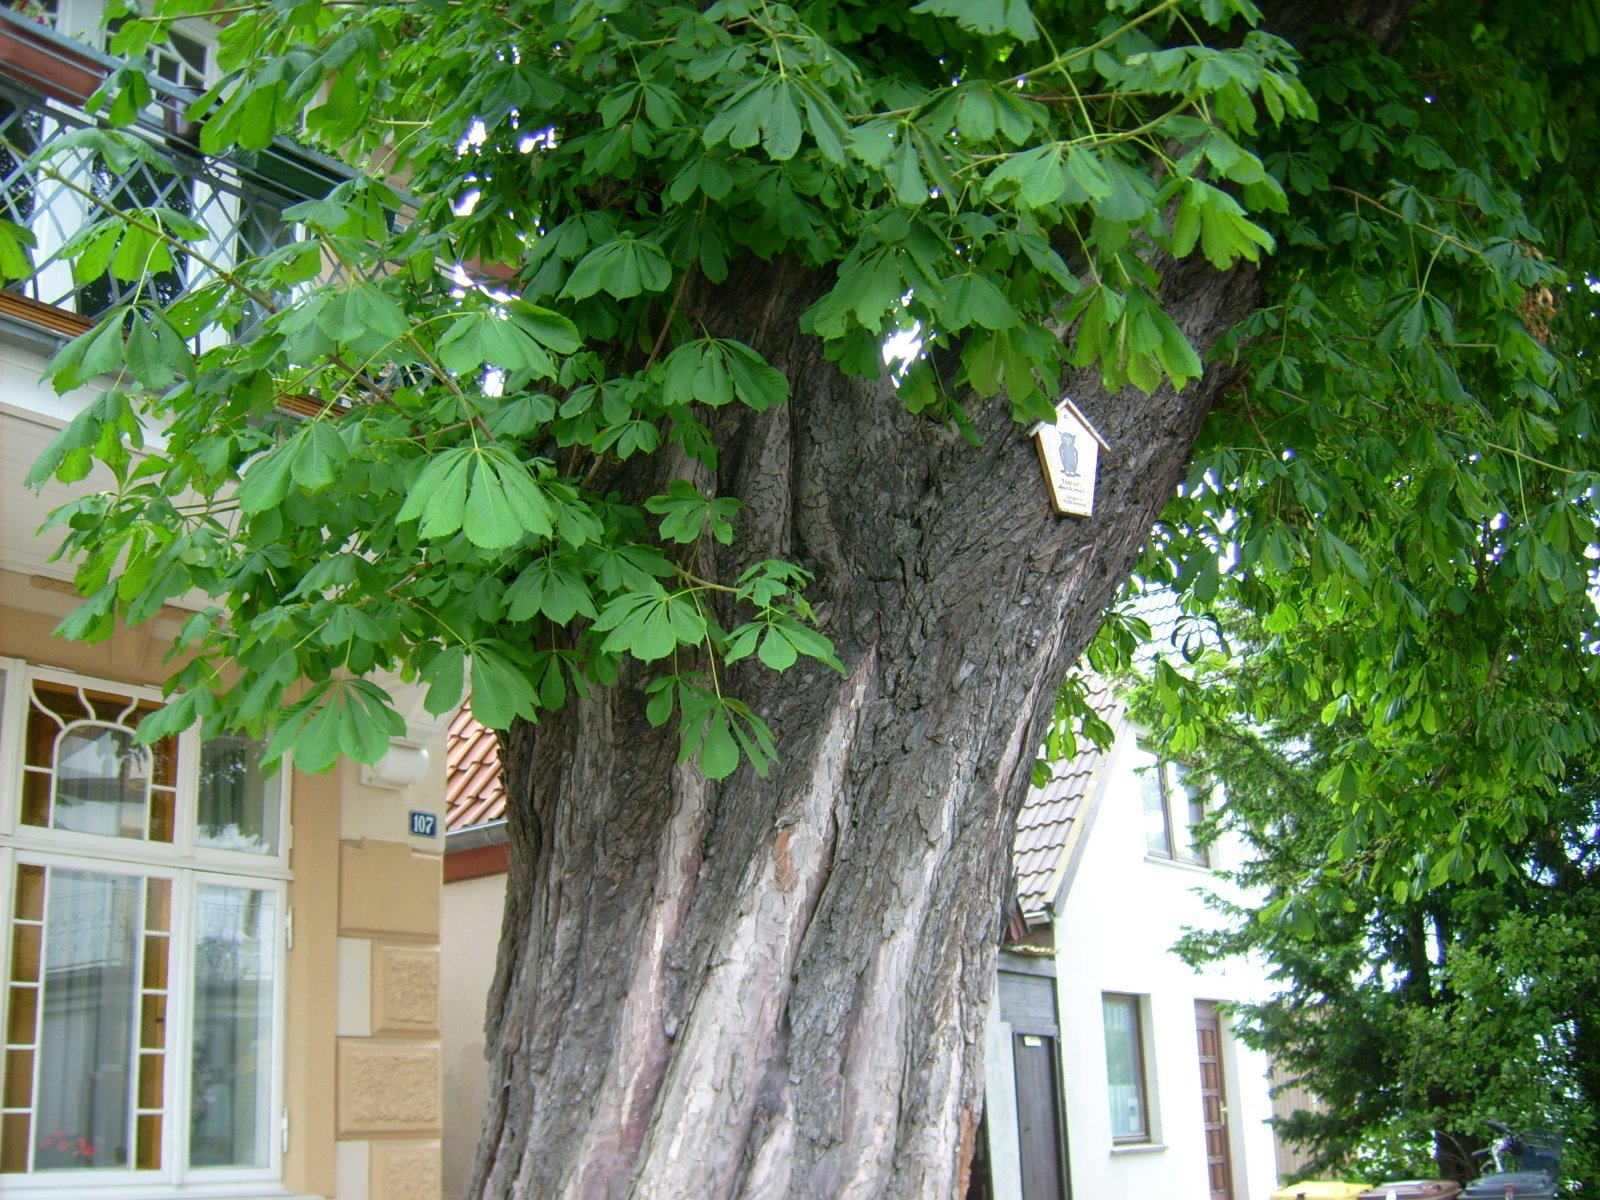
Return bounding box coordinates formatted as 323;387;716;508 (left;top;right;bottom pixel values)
1142;854;1214;874
0;1183;311;1200
0;291;94;338
1110;1142;1168;1156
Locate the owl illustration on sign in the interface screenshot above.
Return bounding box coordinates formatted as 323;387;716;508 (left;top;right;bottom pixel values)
1057;430;1079;477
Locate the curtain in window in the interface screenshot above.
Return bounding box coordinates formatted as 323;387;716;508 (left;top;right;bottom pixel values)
196;738;279;855
32;870;142;1171
1102;995;1148;1140
189;885;274;1168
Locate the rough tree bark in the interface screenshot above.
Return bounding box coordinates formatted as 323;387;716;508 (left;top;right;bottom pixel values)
465;244;1257;1200
465;9;1417;1194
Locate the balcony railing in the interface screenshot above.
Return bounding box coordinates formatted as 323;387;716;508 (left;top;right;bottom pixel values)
0;8;354;337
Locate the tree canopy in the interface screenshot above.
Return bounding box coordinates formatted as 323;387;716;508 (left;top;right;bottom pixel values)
24;0;1318;772
1124;0;1600;898
29;0;1600;852
18;0;1600;1189
26;0;1598;857
1118;6;1600;1158
1130;637;1600;1190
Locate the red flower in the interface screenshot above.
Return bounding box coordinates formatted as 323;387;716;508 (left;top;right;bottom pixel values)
36;1130;94;1160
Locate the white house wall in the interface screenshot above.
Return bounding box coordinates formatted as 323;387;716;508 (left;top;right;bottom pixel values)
440;869;508;1195
1051;725;1278;1200
980;718;1282;1200
0;343;114;585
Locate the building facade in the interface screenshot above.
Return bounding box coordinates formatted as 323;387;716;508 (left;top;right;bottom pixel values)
979;708;1281;1200
0;6;451;1197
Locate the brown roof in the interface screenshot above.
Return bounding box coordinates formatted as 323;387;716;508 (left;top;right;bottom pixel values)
1012;674;1122;923
445;706;507;832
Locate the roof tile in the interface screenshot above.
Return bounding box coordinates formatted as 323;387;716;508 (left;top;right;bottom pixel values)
445;707;506;832
1012;674;1121;920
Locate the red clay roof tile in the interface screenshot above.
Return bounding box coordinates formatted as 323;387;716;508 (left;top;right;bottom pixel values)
445;706;506;832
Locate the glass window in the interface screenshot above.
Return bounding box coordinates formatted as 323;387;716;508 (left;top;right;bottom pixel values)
197;737;281;856
1137;749;1209;867
189;884;275;1167
0;663;285;1186
22;868;146;1172
1140;760;1172;857
20;678;177;842
1103;993;1150;1143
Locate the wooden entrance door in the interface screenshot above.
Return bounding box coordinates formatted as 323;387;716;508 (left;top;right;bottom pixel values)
1195;1002;1234;1200
1013;1031;1069;1200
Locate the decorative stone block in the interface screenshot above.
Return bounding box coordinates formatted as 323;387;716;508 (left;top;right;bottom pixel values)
373;943;440;1035
371;1140;441;1200
339;839;440;940
337;1039;442;1137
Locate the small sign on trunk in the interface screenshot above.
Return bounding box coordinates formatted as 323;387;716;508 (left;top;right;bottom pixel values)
1031;397;1109;517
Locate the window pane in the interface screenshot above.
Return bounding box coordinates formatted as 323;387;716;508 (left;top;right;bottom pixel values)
9;923;40;984
1171;764;1209;866
23;681;175;842
29;683;88;730
19;772;48;829
1102;995;1148;1141
197;739;281;856
14;862;44;926
159;30;209;89
33;869;144;1171
4;1049;33;1109
53;727;149;839
1139;761;1172;857
190;886;275;1168
5;986;36;1045
1;1113;30;1173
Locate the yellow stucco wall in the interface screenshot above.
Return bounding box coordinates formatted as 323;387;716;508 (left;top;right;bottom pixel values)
332;754;447;1200
0;567;447;1200
287;764;343;1199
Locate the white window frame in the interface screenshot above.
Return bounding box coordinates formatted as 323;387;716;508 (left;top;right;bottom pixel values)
1137;748;1211;868
1102;991;1157;1146
0;658;289;1197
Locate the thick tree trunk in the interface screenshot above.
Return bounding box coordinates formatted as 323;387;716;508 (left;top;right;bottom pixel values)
465;248;1258;1199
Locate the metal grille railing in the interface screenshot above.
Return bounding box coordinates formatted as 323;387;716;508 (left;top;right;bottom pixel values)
0;86;305;318
0;87;345;326
0;10;361;329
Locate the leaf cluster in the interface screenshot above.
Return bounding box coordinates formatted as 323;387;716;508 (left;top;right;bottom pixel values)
27;0;1315;776
1138;2;1600;895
